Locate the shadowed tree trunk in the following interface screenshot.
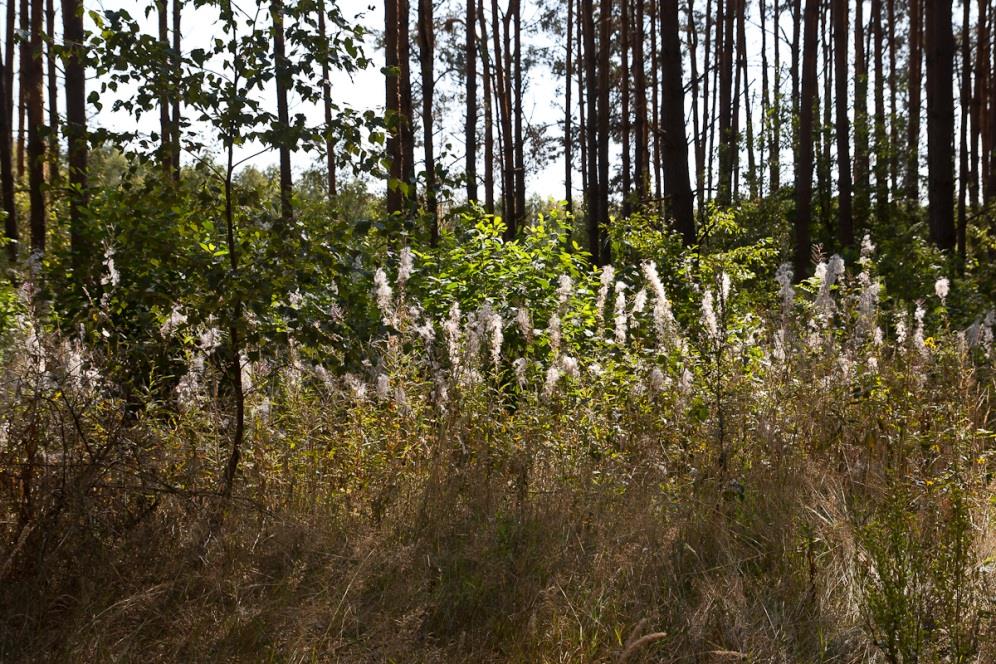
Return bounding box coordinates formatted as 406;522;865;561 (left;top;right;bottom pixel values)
926;0;956;249
636;0;649;202
271;0;292;227
596;0;611;263
959;0;971;265
45;0;57;183
833;0;853;248
794;0;818;279
717;0;735;205
582;0;600;263
660;0;694;244
872;0;889;223
0;38;15;264
906;0;922;202
466;0;477;204
854;0;870;223
479;0;494;212
620;0;632;216
26;0;45;253
62;0;87;282
417;0;438;243
318;0;337;198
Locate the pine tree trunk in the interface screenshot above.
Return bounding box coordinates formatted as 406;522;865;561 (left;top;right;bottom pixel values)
27;0;45;253
635;0;648;202
582;0;600;262
512;0;525;229
171;0;180;180
45;0;57;183
872;0;889;223
62;0;87;281
717;0;735;205
621;0;632;216
907;0;922;202
318;0;337;198
158;0;172;178
466;0;478;203
479;0;495;212
833;0;853;247
272;0;292;226
926;0;956;249
794;0;819;279
0;37;15;264
596;0;611;263
385;0;403;215
959;0;971;265
854;0;870;222
661;0;694;244
686;0;703;212
771;0;781;190
417;0;438;242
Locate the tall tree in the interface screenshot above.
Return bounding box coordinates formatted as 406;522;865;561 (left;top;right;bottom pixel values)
582;0;600;262
770;0;781;191
620;0;632;215
62;0;87;280
170;0;180;180
906;0;922;202
271;0;292;227
926;0;956;249
479;0;494;212
794;0;818;279
45;0;57;182
564;0;572;210
466;0;478;203
853;0;870;222
26;0;45;252
871;0;889;222
716;0;735;205
318;0;337;198
660;0;694;244
512;0;525;229
385;0;405;215
0;32;15;264
417;0;438;242
959;0;971;264
158;0;173;177
686;0;703;211
635;0;649;202
595;0;611;263
833;0;853;247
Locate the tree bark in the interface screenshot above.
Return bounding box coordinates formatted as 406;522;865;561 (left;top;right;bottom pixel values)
660;0;694;244
926;0;956;249
582;0;600;262
318;0;336;198
45;0;57;183
620;0;632;216
0;35;15;264
906;0;922;202
26;0;45;253
854;0;870;222
635;0;648;202
833;0;853;247
872;0;889;223
271;0;292;227
479;0;494;212
959;0;970;265
596;0;611;263
417;0;438;242
717;0;735;205
794;0;819;279
564;0;572;211
62;0;87;281
466;0;478;204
